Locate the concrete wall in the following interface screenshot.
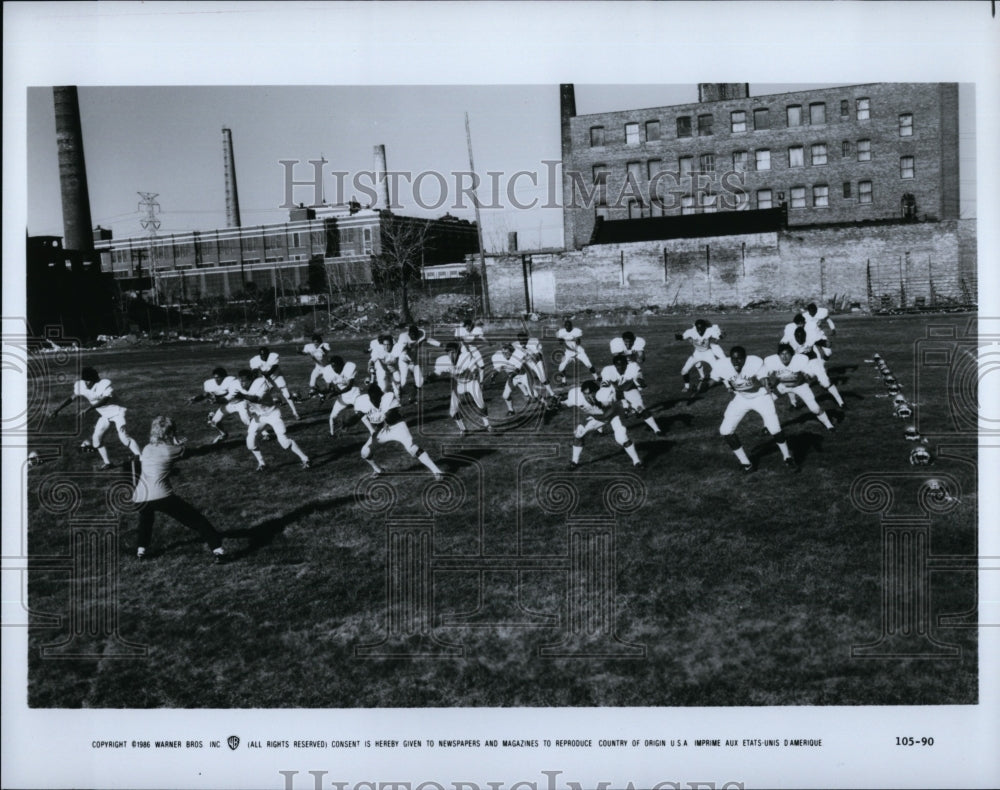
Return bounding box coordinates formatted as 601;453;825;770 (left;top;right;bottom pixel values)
487;219;975;314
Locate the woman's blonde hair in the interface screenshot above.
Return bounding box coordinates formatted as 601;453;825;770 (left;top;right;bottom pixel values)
149;415;176;443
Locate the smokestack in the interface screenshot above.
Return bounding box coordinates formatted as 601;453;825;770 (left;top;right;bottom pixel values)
559;84;577;250
222;126;242;227
373;144;391;211
53;86;94;255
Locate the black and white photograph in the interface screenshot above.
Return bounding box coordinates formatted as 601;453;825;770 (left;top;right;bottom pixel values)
4;2;999;789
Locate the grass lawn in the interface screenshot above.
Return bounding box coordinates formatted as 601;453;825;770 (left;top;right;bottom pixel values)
24;311;978;708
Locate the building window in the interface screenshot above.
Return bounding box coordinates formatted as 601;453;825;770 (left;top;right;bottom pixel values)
593;165;608;203
625;122;640;145
753;107;770;130
757;189;773;210
595;205;610;221
900;156;915;179
698;114;714;136
681;195;695;215
859;180;873;204
647;159;662;180
787;104;802;127
809;102;826;125
699;153;715;172
840;99;850;119
700;192;717;213
857;139;871;162
811;143;828;166
627;200;644;219
732;150;749;172
788;145;804;168
731;110;747;133
813;184;829;207
676;116;692;138
843;181;852;199
842;140;851;158
678;156;693;178
856;97;870;120
790;186;806;209
646;120;661;142
626;161;643;195
755;149;771;171
590;126;605;147
899;113;913;137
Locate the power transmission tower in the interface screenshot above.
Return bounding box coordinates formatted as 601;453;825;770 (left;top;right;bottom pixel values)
138;192;161;304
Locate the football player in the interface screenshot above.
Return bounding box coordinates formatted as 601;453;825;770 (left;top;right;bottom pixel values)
676;319;726;392
563;380;643;470
250;346;300;419
790;327;845;408
514;330;556;398
782;313;832;360
801;301;836;335
454;318;486;346
392;324;441;403
434;341;491;434
367;333;400;397
555;317;598;384
352;382;443;480
600;354;663;435
711;346;796;472
300;333;331;398
48;366;141;469
187;366;250;444
237;369;310;472
320;355;361;437
491;343;533;416
762;344;837;431
610;330;647;365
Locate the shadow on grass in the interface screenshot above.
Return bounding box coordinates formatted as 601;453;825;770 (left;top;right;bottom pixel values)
750;429;827;467
218;493;355;559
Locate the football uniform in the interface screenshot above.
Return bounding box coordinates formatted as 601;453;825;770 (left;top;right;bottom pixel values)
491;348;532;408
353;390;443;476
368;338;399;394
610;335;647;362
205;375;250;426
454;323;486;345
801;305;835;333
301;340;331;388
74;378;140;454
680;324;726;375
321;361;361;427
563;384;641;466
711;354;782;435
556;325;595;374
600;360;646;412
513;335;554;396
392;329;441;390
762;353;822;413
250;350;299;417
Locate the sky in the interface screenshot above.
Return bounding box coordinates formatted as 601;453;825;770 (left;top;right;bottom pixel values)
25;82;978;252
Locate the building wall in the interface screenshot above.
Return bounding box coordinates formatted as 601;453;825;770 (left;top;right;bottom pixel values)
487;219;975;314
562;83;961;250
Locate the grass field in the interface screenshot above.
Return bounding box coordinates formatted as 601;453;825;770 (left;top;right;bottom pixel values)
24;311;978;708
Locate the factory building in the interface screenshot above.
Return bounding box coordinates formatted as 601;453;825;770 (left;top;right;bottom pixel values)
561;82;961;250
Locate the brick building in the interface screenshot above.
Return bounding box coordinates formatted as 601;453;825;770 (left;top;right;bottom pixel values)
93;205;479;303
561;82;960;250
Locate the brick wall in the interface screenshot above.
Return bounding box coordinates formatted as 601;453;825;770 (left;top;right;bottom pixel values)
487;219;975;314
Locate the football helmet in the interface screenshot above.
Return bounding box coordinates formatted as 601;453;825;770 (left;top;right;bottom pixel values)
895;403;914;419
904;425;920;441
909;446;932;465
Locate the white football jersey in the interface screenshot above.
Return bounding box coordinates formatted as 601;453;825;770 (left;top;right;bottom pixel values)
801;306;830;326
250;352;280;374
515;337;543;360
600;361;642;388
562;386;606;416
74;378;117;414
203;375;240;399
454;324;485;344
557;326;584;349
712;355;767;397
302;341;330;363
610;335;646;356
321;361;357;390
762;353;811;385
245;376;281;415
683;324;722;351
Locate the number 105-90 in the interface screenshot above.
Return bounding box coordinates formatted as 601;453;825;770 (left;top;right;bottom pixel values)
896;737;934;746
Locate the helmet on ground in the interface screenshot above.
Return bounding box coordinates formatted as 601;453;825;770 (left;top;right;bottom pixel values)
909;446;932;465
895;403;913;419
904;425;920;441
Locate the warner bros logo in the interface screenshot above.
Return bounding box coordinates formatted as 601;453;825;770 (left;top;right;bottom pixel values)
227;735;240;750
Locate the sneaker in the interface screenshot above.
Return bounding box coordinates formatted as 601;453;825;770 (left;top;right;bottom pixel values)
212;431;228;444
136;549;147;561
784;457;799;471
370;468;383;478
255;462;267;473
206;411;215;427
567;461;580;471
212;552;227;565
652;429;664;437
633;461;645;470
301;459;311;470
681;383;691;393
741;463;757;474
97;462;114;471
432;473;444;483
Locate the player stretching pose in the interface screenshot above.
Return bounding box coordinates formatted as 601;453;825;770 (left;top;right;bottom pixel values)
790;327;845;408
352;382;443;480
250;346;300;419
367;334;400;397
435;341;491;434
676;319;726;392
454;318;486;346
514;331;555;398
321;355;361;437
563;380;643;470
300;333;331;398
491;343;533;415
237;369;310;472
392;324;441;403
48;366;141;470
610;330;647;365
600;354;664;435
711;346;796;472
187;366;250;443
783;313;832;361
762;344;837;431
801;302;836;336
555;318;598;384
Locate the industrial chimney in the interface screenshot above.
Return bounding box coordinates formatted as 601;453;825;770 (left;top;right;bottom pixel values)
222;126;242;227
53;86;94;256
373;144;391;211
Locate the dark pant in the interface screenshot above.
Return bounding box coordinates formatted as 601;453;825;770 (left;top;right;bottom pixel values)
137;495;222;551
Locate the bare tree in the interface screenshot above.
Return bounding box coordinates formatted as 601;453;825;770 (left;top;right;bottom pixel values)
371;212;432;325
